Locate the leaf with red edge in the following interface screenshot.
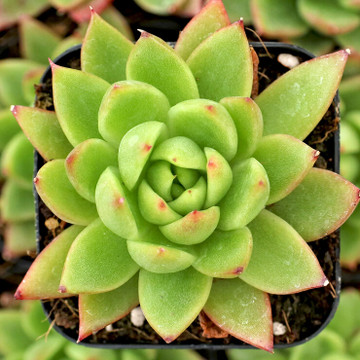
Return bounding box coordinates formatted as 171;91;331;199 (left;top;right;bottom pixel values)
14;225;84;300
78;274;139;342
203;278;273;352
175;0;230;60
134;0;187;15
0;109;20;152
241;210;327;294
269;168;360;241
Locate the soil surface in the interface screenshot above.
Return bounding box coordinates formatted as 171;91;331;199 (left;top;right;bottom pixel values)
34;43;340;349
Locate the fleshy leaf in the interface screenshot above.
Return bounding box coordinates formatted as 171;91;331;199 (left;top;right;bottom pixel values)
340;122;360;154
337;27;360;56
138;179;182;225
269;168;360;241
159;206;220;245
0;181;34;222
95;167;140;239
1;132;33;189
100;6;134;40
203;279;273;352
254;134;319;204
251;0;308;38
167;99;238;161
49;0;84;10
298;0;360;35
340;75;360;113
78;275;139;341
52;62;110;146
134;0;186;15
139;267;212;343
81;11;133;83
172;183;185;198
174;166;199;189
241;210;327;294
220;97;263;162
14;225;84;300
51;35;82;59
187;21;253;101
0;109;20;152
99;81;170;148
193;228;252;278
65;343;118;360
25;335;66;360
12;106;73;161
218;158;270;230
151;136;206;171
126;32;199;106
61;218;139;294
256;50;348;140
175;0;230;60
147;161;175;201
118;121;168;191
291;32;335;57
35;160;98;225
204;147;233;208
22;66;45;104
168;177;206;215
66;139;117;202
19;17;61;64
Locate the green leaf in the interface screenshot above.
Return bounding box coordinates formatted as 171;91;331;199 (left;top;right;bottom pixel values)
337;26;360;55
218;158;269;230
147;161;175;201
254;134;318;204
12;106;73;161
139;267;212;342
269;168;360;241
222;0;251;24
298;0;360;35
22;66;45;104
19;17;61;65
193;228;252;278
126;32;199;106
157;349;203;360
65;342;118;360
0;181;34;222
119;121;168;191
66;139;117;202
341;122;360;154
187;21;253;101
52;62;110;146
175;0;230;60
48;0;84;10
99;81;170;148
51;35;82;59
338;0;360;9
61;218;139;294
160;206;220;245
35;160;98;225
21;301;50;339
134;0;186;15
78;275;139;341
81;11;133;83
290;32;334;57
151;136;206;171
251;0;308;38
167;99;238;161
220;97;263;162
95;167;141;239
23;333;66;360
173;166;199;189
256;50;348;140
14;225;83;300
0;109;20;152
204;279;272;352
340;75;360;113
100;6;134;41
241;210;327;294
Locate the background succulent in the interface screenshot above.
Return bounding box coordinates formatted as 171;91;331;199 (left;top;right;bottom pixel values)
12;0;359;352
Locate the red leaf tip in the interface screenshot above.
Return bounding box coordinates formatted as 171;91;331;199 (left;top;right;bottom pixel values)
58;285;67;293
14;289;23;300
33;176;39;185
10;105;17;115
138;29;151;38
49;58;56;70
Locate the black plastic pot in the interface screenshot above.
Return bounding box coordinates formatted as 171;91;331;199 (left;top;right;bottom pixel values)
34;42;341;353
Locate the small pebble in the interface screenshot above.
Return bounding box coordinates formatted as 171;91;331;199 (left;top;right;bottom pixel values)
131;307;145;327
105;324;113;332
273;321;287;336
278;53;300;69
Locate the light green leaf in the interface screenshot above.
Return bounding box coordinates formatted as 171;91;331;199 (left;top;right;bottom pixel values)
134;0;186;15
24;333;66;360
340;75;360;113
147;161;175;202
51;35;82;59
173;166;199;189
0;109;20;152
22;66;45;104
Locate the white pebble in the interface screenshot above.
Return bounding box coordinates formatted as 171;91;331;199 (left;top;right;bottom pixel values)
131;307;145;327
278;53;300;69
273;321;287;336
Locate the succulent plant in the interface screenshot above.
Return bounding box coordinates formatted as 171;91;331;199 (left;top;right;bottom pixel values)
133;0;203;17
12;0;359;351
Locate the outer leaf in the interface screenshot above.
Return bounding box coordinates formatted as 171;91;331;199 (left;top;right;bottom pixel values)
35;160;98;225
99;81;170;148
134;0;186;15
14;225;84;300
187;21;253;101
65;343;118;360
51;62;110;146
203;279;273;352
139;267;212;343
220;97;263;162
269;168;360;241
126;32;199;106
157;349;203;360
49;0;85;10
337;27;360;55
61;218;139;294
340;122;360;154
340;75;360;113
100;6;134;40
290;32;334;57
241;210;327;294
251;0;308;38
12;106;73;161
78;275;139;341
193;228;252;278
167;99;238;161
159;207;220;245
81;11;133;83
22;66;45;104
0;109;20;152
23;334;66;360
66;139;117;202
256;50;348;140
21;301;50;339
147;161;175;201
175;0;230;60
218;158;270;230
51;35;82;59
254;134;318;204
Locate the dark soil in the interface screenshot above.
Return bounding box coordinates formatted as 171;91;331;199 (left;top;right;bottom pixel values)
34;43;340;349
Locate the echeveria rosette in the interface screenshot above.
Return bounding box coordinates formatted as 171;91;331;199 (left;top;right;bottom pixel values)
12;0;359;352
